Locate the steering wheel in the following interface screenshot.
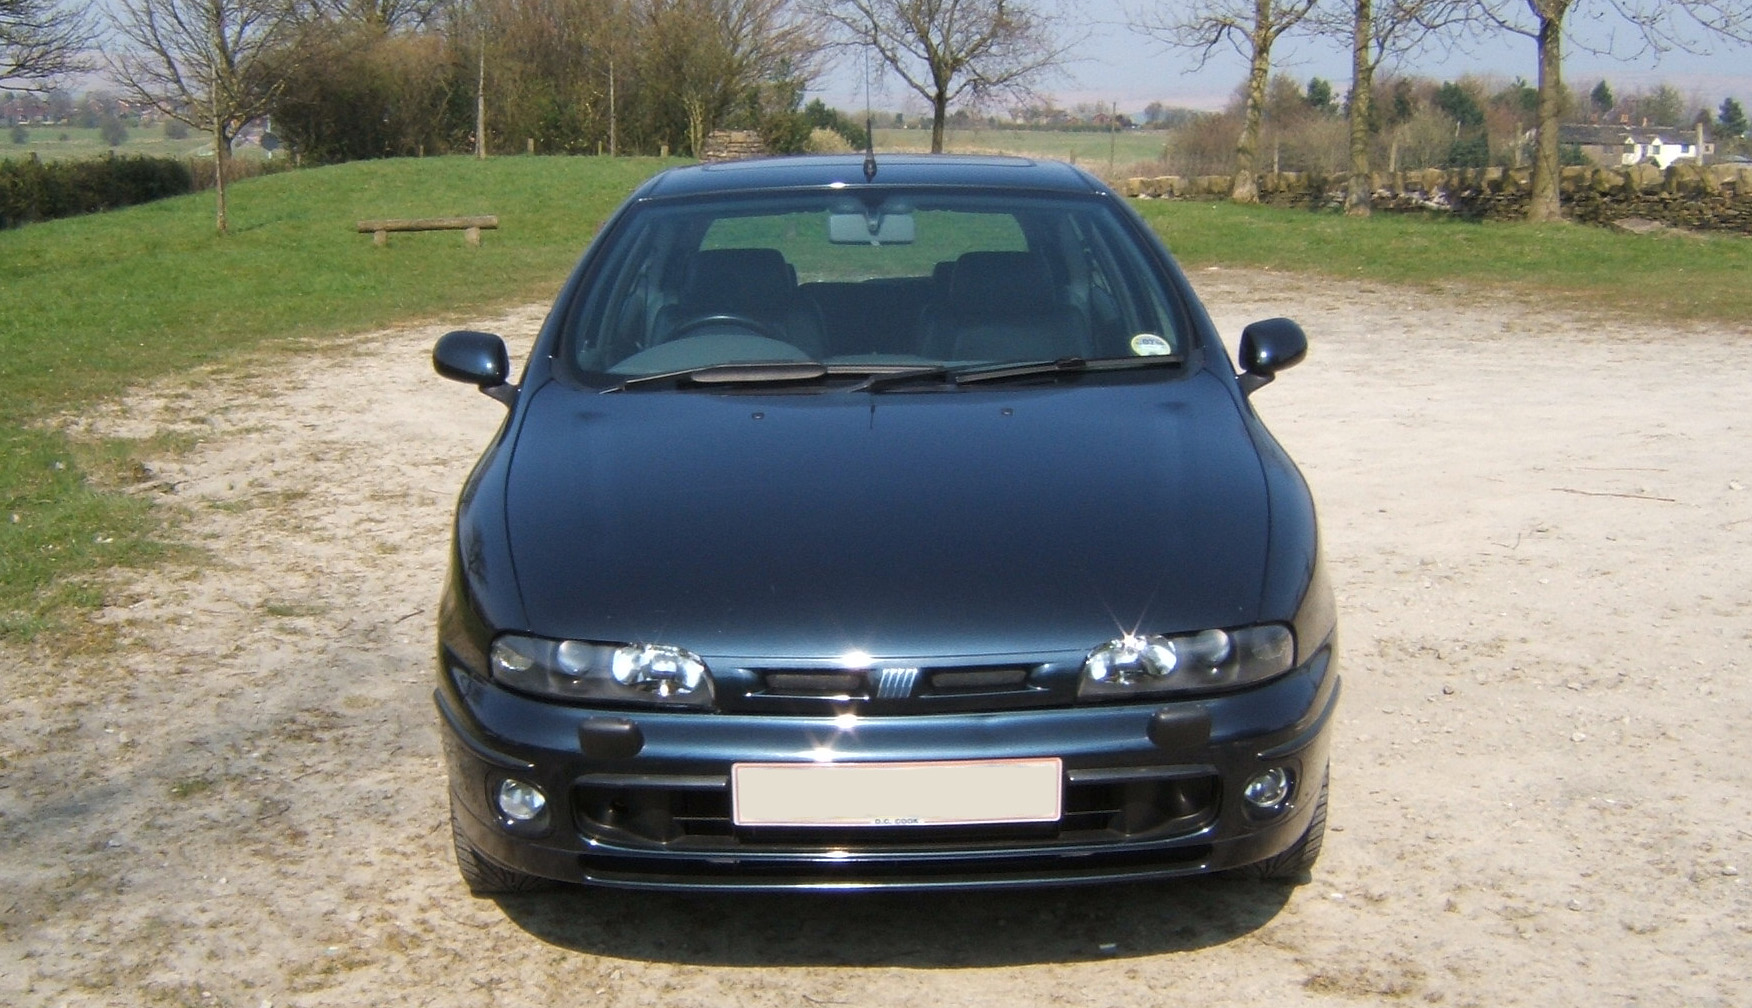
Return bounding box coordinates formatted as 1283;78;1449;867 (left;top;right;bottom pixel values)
669;313;778;340
608;330;812;374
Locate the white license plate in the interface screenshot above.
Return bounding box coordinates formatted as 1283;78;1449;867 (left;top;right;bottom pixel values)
731;758;1063;828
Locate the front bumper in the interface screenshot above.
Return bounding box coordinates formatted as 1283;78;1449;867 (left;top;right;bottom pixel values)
437;647;1338;892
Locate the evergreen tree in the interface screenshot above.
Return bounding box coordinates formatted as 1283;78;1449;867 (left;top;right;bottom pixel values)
1718;97;1748;139
1434;81;1483;126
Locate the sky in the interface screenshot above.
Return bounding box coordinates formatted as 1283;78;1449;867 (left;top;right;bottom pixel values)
810;0;1752;118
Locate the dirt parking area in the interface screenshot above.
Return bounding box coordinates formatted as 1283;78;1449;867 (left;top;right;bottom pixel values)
2;269;1749;1007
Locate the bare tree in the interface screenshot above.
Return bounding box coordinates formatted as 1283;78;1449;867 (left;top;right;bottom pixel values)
1470;0;1752;221
1133;0;1322;203
2;0;97;90
308;0;441;28
1344;0;1373;211
1306;0;1466;214
640;0;820;156
814;0;1072;153
109;0;305;234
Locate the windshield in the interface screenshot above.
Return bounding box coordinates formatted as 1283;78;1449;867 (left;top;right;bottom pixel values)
567;189;1188;379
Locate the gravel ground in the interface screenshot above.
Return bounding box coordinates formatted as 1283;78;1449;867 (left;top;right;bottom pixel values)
2;268;1749;1007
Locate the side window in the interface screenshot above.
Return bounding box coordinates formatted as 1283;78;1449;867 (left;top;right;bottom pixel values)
572;215;696;370
1070;216;1182;356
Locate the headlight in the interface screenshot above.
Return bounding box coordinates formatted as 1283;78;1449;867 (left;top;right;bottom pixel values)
490;634;714;708
1079;625;1294;699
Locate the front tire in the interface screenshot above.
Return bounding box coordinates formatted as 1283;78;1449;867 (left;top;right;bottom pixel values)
451;800;553;895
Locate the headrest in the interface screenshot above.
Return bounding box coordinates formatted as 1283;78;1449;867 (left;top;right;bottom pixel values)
947;252;1052;313
681;248;795;312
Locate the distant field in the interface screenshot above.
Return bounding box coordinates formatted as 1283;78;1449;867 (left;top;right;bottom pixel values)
2;124;267;162
874;127;1167;169
19;124;1175;170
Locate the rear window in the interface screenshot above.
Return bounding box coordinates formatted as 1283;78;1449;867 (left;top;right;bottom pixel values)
568;190;1187;376
700;210;1028;284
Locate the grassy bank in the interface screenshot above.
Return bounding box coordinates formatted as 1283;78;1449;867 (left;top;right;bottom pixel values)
4;153;1747;639
0;155;675;638
1137;199;1752;323
4;155;676;421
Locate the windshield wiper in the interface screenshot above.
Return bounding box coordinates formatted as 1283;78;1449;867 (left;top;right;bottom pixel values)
607;355;1181;393
610;361;828;392
843;364;951;392
950;356;1184;386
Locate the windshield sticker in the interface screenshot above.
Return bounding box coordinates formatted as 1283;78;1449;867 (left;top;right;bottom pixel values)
1130;334;1172;356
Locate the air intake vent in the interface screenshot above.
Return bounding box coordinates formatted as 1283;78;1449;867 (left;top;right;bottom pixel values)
734;662;1062;713
762;672;864;697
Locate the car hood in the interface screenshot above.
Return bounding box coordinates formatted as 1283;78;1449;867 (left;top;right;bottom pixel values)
501;374;1273;659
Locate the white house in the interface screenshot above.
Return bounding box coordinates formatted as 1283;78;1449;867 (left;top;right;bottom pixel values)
1562;123;1717;169
1619;131;1714;169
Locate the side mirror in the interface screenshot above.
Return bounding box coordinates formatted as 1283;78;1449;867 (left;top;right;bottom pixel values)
434;330;515;405
1236;317;1308;394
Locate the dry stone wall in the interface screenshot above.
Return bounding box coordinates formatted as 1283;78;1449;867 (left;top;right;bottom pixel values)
700;130;768;162
1123;163;1752;233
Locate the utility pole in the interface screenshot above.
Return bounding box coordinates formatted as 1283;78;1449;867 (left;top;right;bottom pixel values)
1108;101;1117;178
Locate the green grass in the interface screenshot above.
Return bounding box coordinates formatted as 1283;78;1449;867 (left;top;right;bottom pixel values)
4;152;1747;640
1;154;677;639
1136;199;1752;324
3;155;677;424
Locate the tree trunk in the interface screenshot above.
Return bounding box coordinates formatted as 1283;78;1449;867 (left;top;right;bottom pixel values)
475;41;487;159
1345;0;1373;217
1231;3;1274;204
1527;6;1566;222
930;90;948;153
684;94;708;158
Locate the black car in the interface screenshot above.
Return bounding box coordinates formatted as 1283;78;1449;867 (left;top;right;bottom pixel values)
432;154;1338;894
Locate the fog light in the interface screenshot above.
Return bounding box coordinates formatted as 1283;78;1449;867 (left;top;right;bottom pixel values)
496;778;548;822
1243;768;1291;810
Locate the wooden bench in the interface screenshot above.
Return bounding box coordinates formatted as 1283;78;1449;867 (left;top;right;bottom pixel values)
356;215;499;246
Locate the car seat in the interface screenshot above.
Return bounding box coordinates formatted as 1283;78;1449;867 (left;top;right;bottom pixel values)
931;251;1092;363
654;248;825;358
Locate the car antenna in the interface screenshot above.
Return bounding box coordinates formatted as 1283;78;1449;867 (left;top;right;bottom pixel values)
862;50;877;182
863;114;877;181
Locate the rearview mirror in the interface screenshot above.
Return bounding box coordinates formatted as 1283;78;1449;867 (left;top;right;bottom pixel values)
829;211;915;245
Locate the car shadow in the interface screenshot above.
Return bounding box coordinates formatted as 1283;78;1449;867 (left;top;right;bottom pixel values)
492;875;1296;966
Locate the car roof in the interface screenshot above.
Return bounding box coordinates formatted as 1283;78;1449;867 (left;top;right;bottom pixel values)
631;154;1110;200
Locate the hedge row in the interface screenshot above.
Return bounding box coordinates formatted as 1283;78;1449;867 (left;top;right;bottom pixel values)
0;154;194;229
